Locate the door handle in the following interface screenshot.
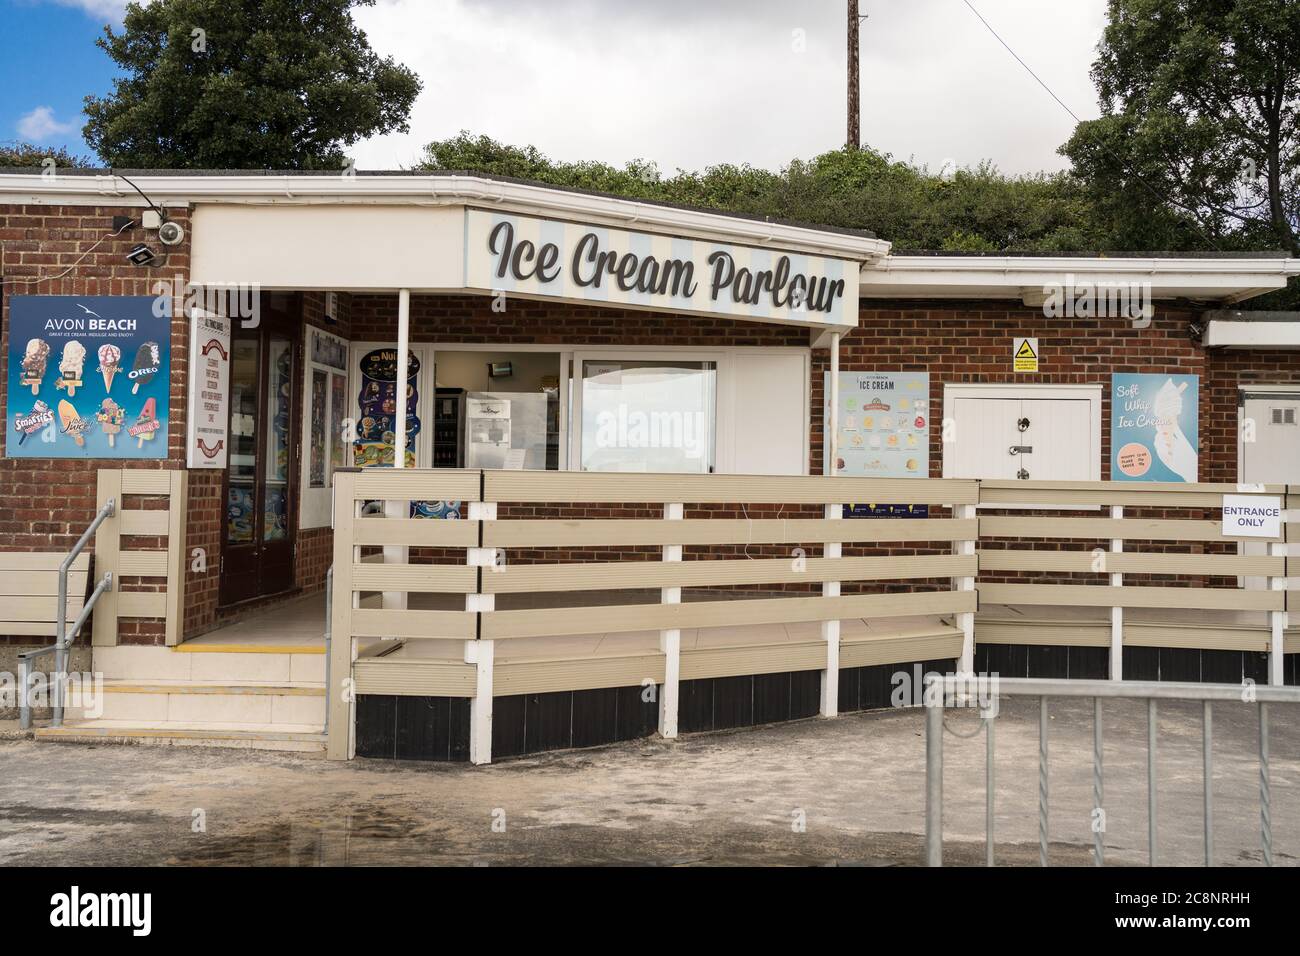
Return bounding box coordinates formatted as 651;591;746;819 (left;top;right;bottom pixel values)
1008;445;1033;455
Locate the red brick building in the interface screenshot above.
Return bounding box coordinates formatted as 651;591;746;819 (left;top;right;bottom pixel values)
2;170;1296;759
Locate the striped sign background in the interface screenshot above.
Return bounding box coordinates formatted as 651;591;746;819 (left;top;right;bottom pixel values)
463;209;858;328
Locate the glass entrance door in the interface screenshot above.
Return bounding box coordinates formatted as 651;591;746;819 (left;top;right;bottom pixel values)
220;297;299;605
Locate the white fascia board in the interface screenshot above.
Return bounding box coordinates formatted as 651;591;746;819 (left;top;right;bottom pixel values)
0;172;890;262
859;254;1300;304
1203;319;1300;348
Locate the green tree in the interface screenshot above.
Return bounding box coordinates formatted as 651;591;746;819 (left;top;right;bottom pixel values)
83;0;421;169
418;132;1102;252
0;142;92;168
1061;0;1300;253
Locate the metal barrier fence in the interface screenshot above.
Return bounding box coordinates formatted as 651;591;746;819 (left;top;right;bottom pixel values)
924;674;1300;866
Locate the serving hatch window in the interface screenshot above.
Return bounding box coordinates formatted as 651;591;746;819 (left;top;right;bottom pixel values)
579;359;716;473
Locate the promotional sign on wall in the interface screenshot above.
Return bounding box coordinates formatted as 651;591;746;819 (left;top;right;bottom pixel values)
354;347;421;468
1110;373;1199;482
824;371;930;517
824;371;930;478
6;296;169;459
185;310;231;468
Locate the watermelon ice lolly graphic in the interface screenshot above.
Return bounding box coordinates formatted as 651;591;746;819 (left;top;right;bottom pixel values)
20;338;50;395
130;341;160;395
58;400;90;448
96;397;124;448
98;344;121;392
56;340;86;396
128;397;159;449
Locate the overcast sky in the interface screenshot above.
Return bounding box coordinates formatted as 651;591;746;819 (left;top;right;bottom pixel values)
8;0;1109;176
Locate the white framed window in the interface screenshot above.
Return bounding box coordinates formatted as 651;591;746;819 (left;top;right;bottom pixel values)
942;383;1103;483
568;347;809;475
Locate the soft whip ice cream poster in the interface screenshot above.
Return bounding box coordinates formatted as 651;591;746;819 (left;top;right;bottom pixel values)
1110;373;1199;482
6;296;169;459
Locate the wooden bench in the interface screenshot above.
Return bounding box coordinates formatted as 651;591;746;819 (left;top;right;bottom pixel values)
0;552;91;640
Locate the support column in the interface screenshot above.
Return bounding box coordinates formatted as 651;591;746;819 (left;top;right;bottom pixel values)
955;503;977;675
466;499;496;764
821;502;841;717
659;502;683;738
382;288;412;614
1110;505;1124;681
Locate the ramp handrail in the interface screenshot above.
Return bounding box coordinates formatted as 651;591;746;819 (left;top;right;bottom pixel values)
924;674;1300;867
17;498;116;729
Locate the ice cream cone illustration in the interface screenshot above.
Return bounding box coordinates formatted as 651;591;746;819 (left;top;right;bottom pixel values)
98;344;121;392
19;338;50;395
14;400;53;446
129;341;161;395
58;400;90;448
96;397;124;448
1152;379;1197;482
128;397;159;449
55;340;86;397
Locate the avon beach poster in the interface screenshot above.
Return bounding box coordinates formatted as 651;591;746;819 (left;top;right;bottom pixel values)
1110;373;1199;482
6;295;169;460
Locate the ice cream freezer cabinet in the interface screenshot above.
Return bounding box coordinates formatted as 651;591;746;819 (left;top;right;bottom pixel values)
4;296;170;459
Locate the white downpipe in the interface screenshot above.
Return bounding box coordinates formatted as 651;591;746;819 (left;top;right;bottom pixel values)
829;332;840;476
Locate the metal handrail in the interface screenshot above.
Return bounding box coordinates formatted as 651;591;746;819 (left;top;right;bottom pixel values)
924;674;1300;868
17;498;116;730
323;565;332;735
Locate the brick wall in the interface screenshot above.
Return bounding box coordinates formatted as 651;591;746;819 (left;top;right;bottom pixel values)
6;215;1298;645
1;203;191;645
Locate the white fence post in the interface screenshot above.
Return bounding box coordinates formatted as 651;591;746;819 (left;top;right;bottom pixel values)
821;501;841;716
955;502;977;675
1110;504;1124;681
659;502;683;739
1270;537;1286;687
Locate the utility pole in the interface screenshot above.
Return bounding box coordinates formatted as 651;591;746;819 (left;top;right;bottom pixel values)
847;1;863;149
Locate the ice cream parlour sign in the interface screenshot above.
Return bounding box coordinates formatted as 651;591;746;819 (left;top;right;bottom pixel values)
464;209;858;328
6;296;169;459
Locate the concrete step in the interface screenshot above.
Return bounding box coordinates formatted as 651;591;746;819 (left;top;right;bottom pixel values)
35;719;326;753
94;644;326;684
93;680;325;725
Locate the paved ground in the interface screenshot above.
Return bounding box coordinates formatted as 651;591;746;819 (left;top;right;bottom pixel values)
1;697;1296;866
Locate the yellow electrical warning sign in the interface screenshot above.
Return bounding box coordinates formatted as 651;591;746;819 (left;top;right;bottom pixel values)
1014;337;1039;372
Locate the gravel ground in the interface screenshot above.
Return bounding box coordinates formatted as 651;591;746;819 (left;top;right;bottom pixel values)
0;696;1295;866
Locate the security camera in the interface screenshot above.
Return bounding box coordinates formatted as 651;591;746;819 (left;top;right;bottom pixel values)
126;243;160;267
158;220;185;246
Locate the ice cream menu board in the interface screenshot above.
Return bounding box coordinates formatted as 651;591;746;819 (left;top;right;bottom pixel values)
823;371;930;479
1111;373;1199;482
6;296;168;459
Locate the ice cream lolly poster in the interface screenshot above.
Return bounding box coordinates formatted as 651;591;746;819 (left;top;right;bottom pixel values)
6;296;169;459
823;371;930;479
1110;373;1199;482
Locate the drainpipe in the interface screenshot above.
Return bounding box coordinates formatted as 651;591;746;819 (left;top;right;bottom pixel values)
829;332;841;475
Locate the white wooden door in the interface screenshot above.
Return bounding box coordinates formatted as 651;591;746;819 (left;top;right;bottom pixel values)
1241;392;1300;589
1020;399;1094;481
948;394;1097;482
950;398;1022;479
